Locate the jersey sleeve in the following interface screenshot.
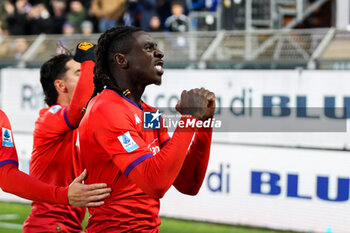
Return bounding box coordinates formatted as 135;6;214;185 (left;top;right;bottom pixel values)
92;107;197;199
36;105;72;136
36;61;95;135
0;110;68;204
0;164;68;204
158;117;170;148
65;60;95;128
173;127;213;195
0;110;18;167
127;122;196;199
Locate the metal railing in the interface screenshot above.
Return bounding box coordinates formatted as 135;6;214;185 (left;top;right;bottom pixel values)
245;0;330;30
0;28;350;69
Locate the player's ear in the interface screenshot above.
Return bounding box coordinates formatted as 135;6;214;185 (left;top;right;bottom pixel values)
54;79;68;93
114;53;128;69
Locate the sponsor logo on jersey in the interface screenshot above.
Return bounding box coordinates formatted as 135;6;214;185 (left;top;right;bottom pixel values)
49;105;62;114
143;110;161;129
2;128;14;147
148;138;160;155
117;131;139;152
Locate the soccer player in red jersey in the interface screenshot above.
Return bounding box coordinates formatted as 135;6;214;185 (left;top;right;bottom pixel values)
0;109;111;206
23;43;107;233
78;26;215;232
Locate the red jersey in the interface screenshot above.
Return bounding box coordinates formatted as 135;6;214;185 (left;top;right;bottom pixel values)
79;88;212;233
0;109;68;205
0;109;18;167
23;60;95;233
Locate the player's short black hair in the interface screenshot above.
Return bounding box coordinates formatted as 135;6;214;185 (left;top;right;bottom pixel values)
87;26;142;106
40;54;73;106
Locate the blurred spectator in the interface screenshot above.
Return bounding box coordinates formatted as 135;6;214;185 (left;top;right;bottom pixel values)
49;0;67;34
190;0;217;11
0;0;14;35
62;22;74;35
89;0;125;32
80;0;92;10
140;0;157;31
12;37;29;60
205;0;218;12
27;2;53;34
123;0;141;27
191;0;202;10
164;1;189;32
156;0;172;28
81;20;93;35
0;37;29;67
149;15;162;32
6;0;32;35
66;0;86;33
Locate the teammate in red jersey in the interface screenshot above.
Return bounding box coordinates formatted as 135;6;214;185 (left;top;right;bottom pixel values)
78;26;215;232
23;43;107;233
0;109;111;206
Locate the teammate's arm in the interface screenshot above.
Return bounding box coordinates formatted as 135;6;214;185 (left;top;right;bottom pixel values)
0;109;111;206
0;164;111;207
65;43;95;128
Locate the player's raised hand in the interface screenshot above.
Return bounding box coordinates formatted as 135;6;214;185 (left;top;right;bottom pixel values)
176;88;215;121
203;90;216;121
67;169;111;207
73;42;96;63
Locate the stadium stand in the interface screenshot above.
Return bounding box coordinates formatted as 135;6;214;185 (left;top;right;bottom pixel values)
0;28;337;69
0;0;338;70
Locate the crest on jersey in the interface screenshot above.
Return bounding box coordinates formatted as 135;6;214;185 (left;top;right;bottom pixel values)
78;42;93;51
49;105;62;114
117;131;139;152
2;128;14;147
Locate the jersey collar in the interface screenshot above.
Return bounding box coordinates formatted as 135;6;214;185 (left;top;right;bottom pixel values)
106;88;143;111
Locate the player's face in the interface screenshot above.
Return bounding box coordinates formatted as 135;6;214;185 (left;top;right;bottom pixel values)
62;59;81;102
126;31;164;86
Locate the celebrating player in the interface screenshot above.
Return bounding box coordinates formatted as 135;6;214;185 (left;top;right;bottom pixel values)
78;26;215;232
0;110;111;206
23;43;103;232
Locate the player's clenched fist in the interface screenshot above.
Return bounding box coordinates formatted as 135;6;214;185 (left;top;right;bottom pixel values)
73;42;96;63
176;88;216;121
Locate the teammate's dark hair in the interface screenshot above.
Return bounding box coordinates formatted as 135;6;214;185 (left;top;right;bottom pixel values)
87;26;142;106
40;54;73;106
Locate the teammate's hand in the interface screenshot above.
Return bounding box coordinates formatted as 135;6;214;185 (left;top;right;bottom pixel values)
67;169;111;207
73;42;96;63
176;88;216;121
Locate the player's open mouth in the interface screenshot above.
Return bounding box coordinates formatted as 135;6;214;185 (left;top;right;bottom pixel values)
155;61;164;75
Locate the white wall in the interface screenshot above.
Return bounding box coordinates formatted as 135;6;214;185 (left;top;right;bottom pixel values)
161;144;350;233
